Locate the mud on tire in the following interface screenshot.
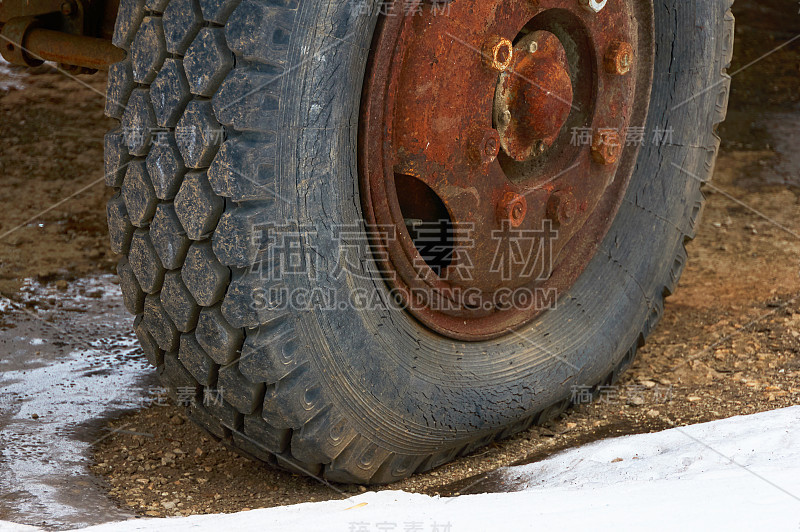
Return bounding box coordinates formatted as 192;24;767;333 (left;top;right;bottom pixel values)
106;0;734;483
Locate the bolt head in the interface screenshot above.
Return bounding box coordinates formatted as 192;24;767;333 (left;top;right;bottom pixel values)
528;41;539;54
591;130;622;165
605;41;634;75
498;193;527;228
474;128;501;165
579;0;607;13
547;192;576;225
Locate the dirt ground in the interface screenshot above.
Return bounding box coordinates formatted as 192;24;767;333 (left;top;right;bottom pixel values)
0;68;117;294
1;0;799;521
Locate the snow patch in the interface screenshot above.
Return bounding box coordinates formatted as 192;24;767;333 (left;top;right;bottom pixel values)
0;55;27;91
35;406;800;532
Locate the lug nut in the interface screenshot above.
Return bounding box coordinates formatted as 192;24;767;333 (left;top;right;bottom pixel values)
605;41;634;75
482;36;514;72
497;192;527;228
547;191;576;226
591;129;622;165
579;0;607;13
475;128;501;165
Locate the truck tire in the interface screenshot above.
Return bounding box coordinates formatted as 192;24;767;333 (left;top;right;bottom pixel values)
105;0;733;483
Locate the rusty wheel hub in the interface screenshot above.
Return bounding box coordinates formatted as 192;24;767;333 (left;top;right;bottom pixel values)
360;0;654;341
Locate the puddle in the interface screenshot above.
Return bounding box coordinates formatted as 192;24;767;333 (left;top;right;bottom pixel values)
0;276;156;530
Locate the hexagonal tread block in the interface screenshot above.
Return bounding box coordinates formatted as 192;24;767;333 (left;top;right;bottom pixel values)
159;352;200;399
224;0;296;66
143;293;180;352
112;0;146;50
175;100;224;168
162;0;203;55
121;160;158;227
243;414;290;454
107;193;135;255
105;60;134;119
174;171;224;239
161;270;201;332
218;363;264;414
146;138;186;200
212;69;280;133
198;0;240;24
184;28;234;97
121;88;156;157
134;315;165;367
130;16;167;84
150;204;191;270
128;229;166;293
145;0;169;12
150;58;192;128
178;332;218;387
195;304;243;365
182;240;230;306
117;256;146;314
104;128;131;188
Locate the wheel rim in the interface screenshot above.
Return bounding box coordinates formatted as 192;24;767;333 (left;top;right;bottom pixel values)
360;0;655;341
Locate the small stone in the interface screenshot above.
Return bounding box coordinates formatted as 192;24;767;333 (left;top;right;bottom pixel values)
611;458;623;463
646;409;660;417
171;415;185;425
31;413;39;420
358;486;367;493
628;396;645;406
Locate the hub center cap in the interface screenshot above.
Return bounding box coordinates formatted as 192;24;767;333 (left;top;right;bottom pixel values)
495;31;574;162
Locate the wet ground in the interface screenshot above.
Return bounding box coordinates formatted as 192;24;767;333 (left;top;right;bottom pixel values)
0;0;799;529
0;277;155;528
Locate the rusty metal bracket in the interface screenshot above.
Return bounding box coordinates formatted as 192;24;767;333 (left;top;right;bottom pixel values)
1;15;123;69
0;17;44;66
0;0;121;71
